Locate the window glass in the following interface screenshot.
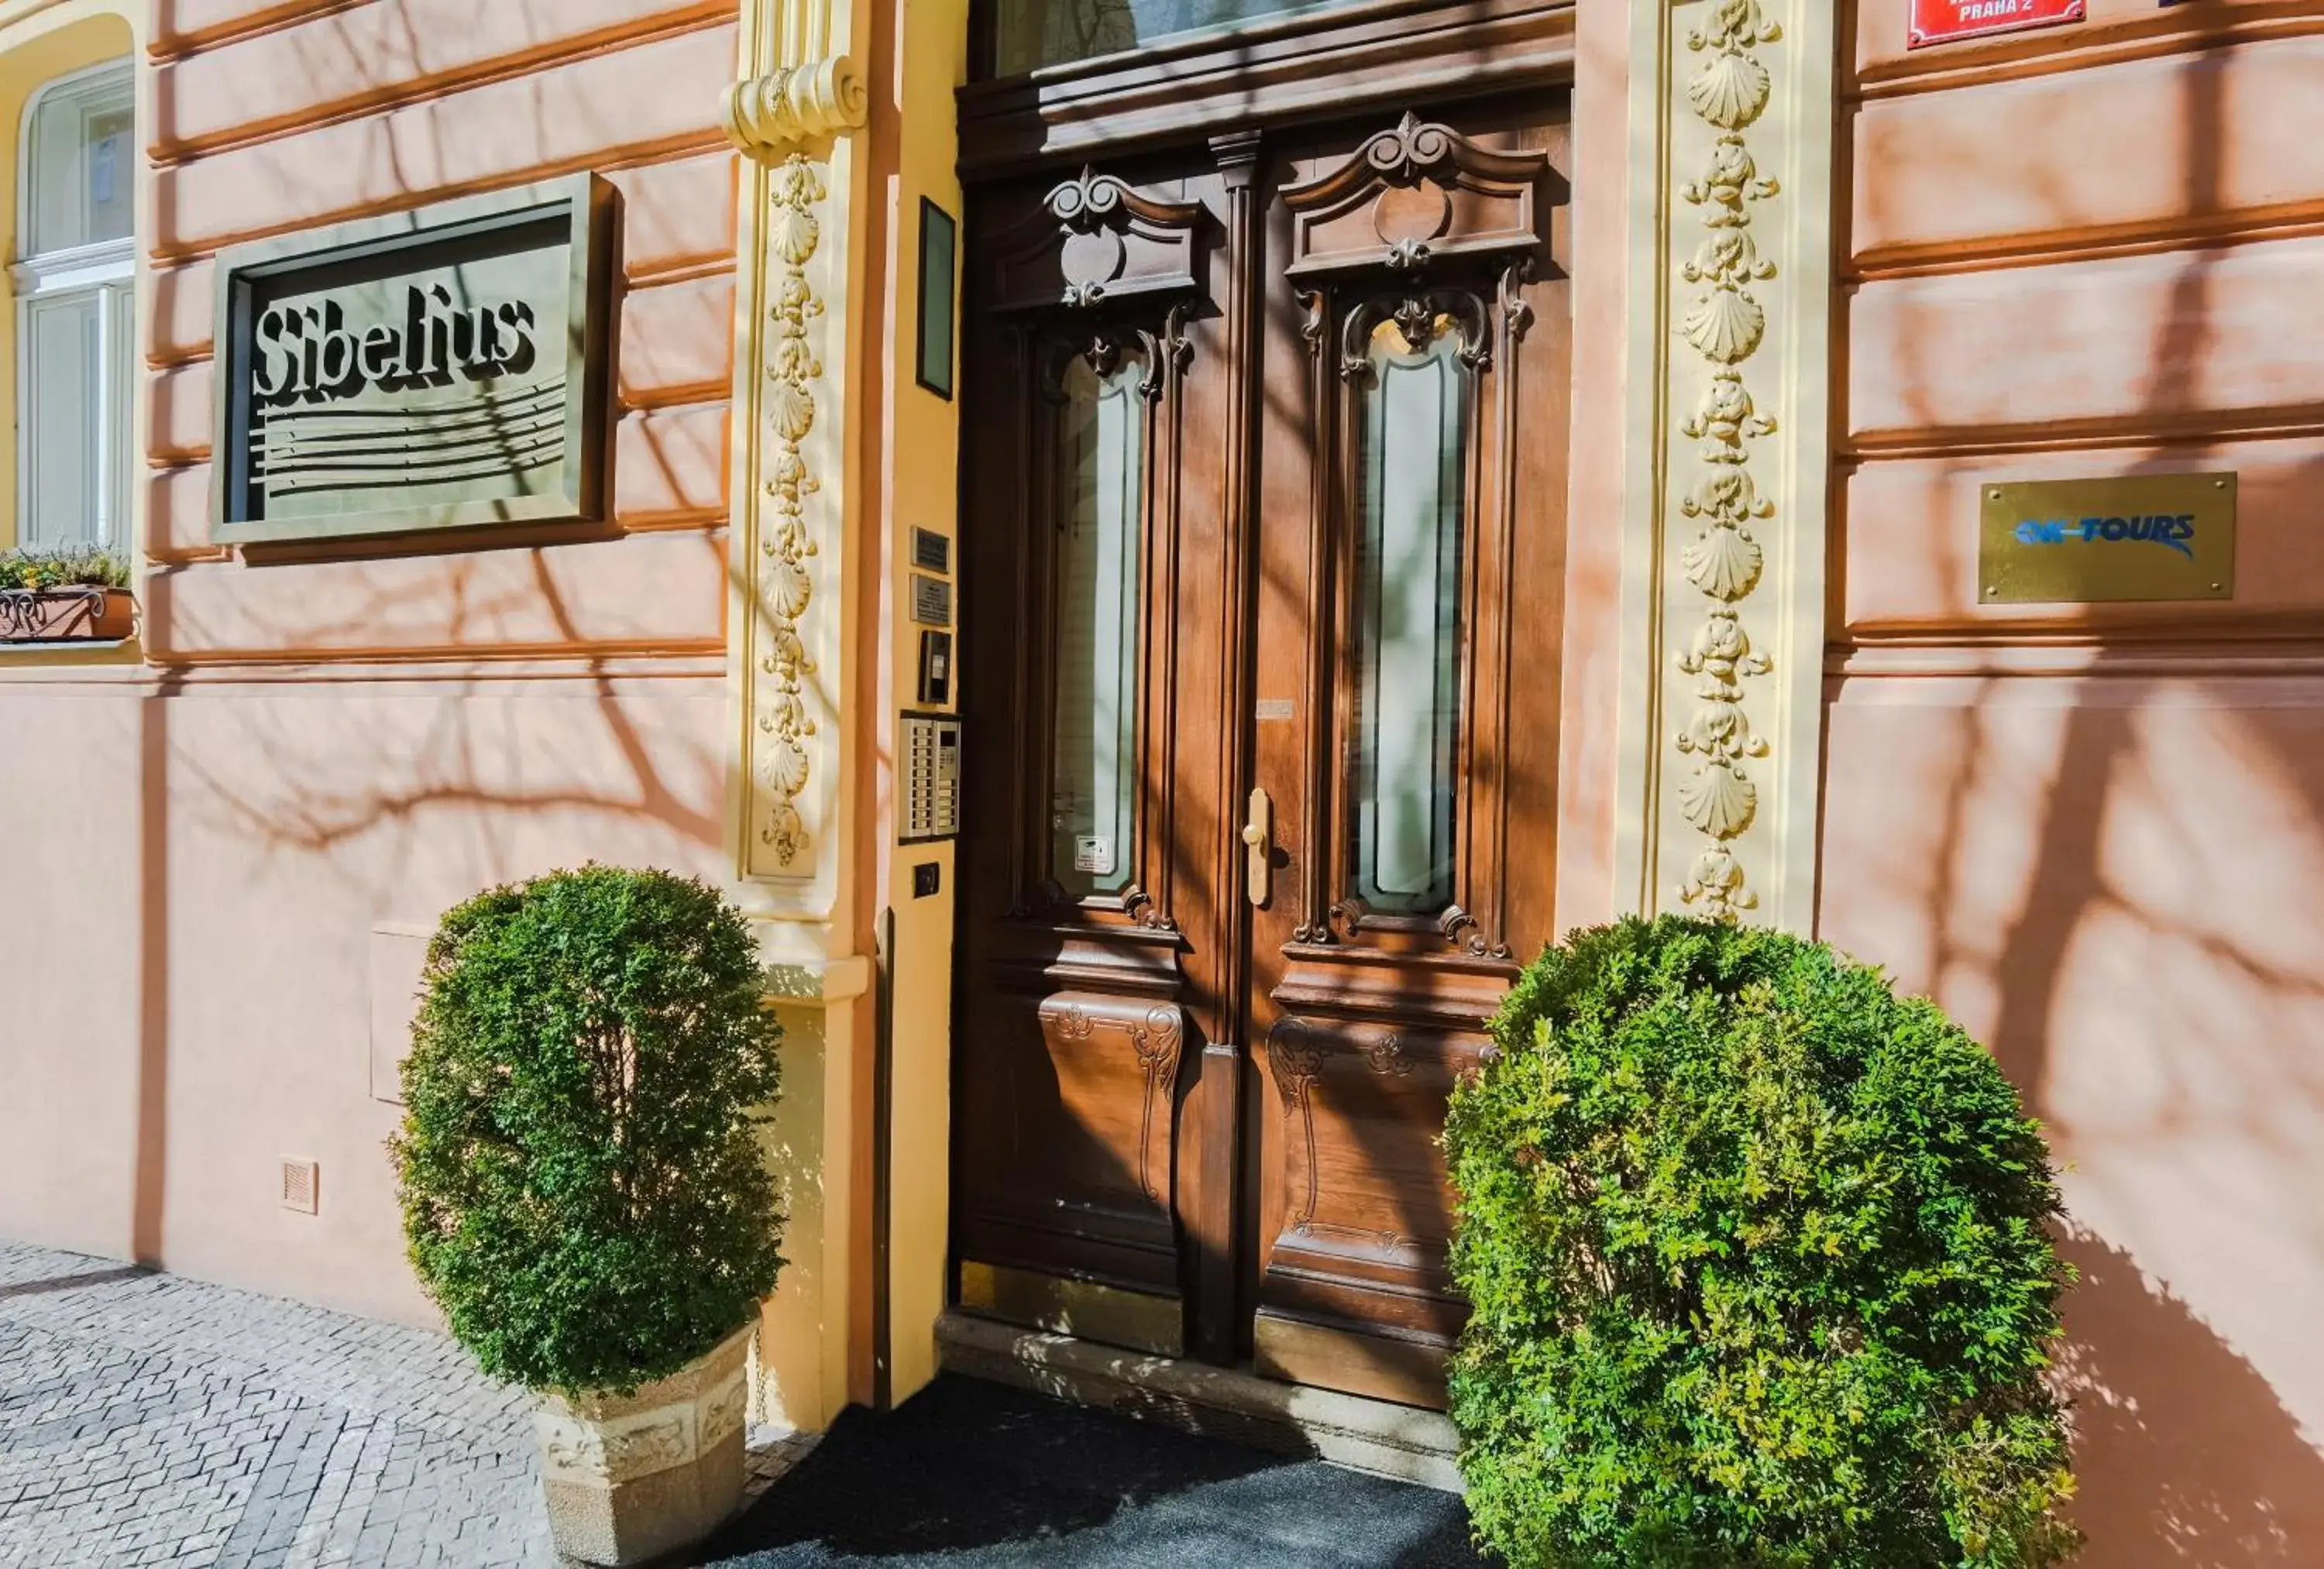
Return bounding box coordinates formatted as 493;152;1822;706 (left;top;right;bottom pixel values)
19;294;98;550
1349;317;1466;915
16;61;135;554
29;69;133;256
1050;351;1147;898
994;0;1353;76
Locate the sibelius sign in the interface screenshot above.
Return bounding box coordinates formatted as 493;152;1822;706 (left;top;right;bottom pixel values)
251;287;541;405
211;174;613;547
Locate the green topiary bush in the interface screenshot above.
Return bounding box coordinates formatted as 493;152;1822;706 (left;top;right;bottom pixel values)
390;865;785;1396
1445;916;2078;1569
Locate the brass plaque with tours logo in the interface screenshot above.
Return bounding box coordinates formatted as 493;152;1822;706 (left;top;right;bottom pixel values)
1978;472;2237;605
211;175;613;546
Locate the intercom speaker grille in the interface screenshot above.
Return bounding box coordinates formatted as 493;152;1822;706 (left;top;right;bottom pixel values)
280;1158;319;1215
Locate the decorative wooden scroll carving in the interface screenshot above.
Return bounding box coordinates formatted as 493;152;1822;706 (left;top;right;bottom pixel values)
991;167;1206;313
1264;1015;1464;1272
1037;994;1187;1207
1280;112;1548;279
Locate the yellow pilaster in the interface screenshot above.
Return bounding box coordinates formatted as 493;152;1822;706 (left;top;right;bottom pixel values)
722;0;872;1432
1616;0;1835;933
724;0;968;1427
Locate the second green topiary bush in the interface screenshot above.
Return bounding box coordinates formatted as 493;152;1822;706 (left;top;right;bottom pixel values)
1446;916;2079;1569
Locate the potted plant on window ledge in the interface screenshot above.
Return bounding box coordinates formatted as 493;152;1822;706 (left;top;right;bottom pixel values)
0;545;133;643
390;866;787;1567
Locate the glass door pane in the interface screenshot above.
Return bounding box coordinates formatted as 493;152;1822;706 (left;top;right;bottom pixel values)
1349;318;1466;915
1050;351;1147;898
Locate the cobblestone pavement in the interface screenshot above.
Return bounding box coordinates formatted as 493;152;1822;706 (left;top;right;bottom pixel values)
0;1245;804;1569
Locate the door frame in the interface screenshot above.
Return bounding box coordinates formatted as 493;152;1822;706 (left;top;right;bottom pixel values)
948;6;1579;1396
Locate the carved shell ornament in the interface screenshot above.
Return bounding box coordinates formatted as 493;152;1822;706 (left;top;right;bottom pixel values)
1679;758;1758;840
1685;0;1782;132
1682;279;1765;365
1682;523;1764;602
1688;50;1771;133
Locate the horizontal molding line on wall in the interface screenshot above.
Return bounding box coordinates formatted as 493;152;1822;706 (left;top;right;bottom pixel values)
1849;207;2324;283
1828;638;2324;682
0;650;734;690
147;0;371;64
147;135;733;267
1849;6;2324;102
145;638;729;674
1841;407;2324;462
147;7;736;165
136;149;734;279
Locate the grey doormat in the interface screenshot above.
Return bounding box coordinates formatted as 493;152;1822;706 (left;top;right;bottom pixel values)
693;1375;1493;1567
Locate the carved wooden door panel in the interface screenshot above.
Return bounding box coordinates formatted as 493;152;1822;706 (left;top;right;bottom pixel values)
953;97;1569;1404
953;146;1242;1363
1243;101;1570;1407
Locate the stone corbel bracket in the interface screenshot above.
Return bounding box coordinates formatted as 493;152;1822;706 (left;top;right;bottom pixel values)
721;56;868;158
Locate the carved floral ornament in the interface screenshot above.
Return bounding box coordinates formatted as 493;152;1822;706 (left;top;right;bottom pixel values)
721;54;867;877
1670;0;1784;921
753;156;826;869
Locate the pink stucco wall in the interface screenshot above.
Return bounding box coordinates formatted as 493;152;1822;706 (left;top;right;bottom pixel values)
1830;5;2324;1562
0;0;743;1324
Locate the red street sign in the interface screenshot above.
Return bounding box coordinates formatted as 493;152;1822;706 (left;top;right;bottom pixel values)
1908;0;2085;48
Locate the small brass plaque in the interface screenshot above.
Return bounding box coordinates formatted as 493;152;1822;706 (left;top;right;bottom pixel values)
1979;473;2236;604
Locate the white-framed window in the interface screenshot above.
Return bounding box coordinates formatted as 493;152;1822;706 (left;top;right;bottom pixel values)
13;58;133;554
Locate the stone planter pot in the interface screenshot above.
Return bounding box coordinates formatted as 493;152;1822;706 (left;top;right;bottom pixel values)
0;586;133;644
532;1324;753;1567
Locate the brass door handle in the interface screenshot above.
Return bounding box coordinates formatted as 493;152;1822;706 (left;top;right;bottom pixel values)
1242;788;1273;908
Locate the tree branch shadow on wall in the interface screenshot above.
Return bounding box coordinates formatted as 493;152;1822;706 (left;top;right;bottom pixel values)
2052;1225;2324;1569
1838;9;2324;1565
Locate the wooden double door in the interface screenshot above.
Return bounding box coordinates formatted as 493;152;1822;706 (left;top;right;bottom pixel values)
953;92;1571;1407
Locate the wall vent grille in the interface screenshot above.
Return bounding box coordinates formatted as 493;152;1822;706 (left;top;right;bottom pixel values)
280;1158;319;1215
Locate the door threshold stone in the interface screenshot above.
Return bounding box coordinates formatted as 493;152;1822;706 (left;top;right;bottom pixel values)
933;1309;1464;1493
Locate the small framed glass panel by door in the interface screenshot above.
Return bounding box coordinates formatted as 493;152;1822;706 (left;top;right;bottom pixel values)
1347;316;1467;916
1050;348;1148;899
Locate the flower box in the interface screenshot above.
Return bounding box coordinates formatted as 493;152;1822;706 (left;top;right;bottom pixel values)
0;586;134;644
